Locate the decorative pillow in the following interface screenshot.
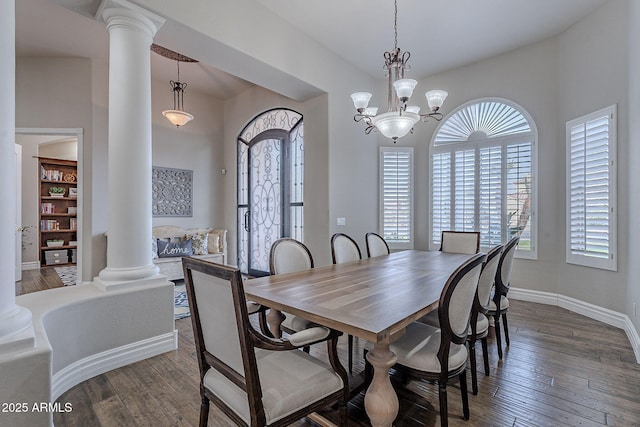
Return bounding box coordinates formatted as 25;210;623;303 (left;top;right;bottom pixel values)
152;236;158;259
186;231;209;255
208;233;221;254
157;239;193;258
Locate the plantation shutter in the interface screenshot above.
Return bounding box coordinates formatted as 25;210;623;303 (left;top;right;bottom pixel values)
432;152;451;243
566;106;616;270
454;149;475;231
380;147;413;248
479;146;503;247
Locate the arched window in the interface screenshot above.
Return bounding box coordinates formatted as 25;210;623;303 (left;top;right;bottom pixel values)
430;98;537;258
237;108;304;276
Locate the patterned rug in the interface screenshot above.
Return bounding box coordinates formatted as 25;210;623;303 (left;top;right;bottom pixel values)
54;266;77;286
174;283;190;320
54;265;189;320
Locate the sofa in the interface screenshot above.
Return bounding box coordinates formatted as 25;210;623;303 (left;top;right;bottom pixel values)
152;225;227;281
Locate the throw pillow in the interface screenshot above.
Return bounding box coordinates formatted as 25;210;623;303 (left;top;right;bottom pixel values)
157;239;193;258
186;231;209;255
152;236;158;259
208;233;220;254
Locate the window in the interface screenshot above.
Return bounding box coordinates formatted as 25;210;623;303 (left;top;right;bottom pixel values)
380;147;413;249
566;105;617;271
430;99;537;258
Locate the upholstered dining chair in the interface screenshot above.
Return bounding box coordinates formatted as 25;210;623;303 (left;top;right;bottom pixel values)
365;232;390;258
440;231;480;254
269;238;316;339
182;257;349;427
488;235;519;359
467;244;502;394
368;252;486;427
330;232;362;373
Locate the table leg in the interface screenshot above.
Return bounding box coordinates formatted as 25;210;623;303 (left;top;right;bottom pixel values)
364;342;399;427
266;309;285;339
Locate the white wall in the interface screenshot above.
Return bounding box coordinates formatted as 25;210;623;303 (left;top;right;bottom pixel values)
150;77;226;230
556;0;628;311
627;0;640;331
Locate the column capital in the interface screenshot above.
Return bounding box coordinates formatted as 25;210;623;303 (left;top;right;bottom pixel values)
96;0;165;38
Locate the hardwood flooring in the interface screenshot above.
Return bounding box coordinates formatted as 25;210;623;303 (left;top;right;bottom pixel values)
16;269;640;426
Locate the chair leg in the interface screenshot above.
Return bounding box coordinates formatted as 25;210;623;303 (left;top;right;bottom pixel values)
468;340;478;395
303;345;310;354
502;313;510;347
438;376;449;427
199;396;210;427
481;336;490;376
348;334;353;374
494;314;503;359
459;370;469;420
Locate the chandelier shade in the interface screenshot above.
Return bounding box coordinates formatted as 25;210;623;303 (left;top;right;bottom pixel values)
371;111;420;140
162;109;194;127
350;0;448;142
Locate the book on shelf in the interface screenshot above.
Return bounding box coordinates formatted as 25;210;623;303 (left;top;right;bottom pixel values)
70;218;78;230
41;203;55;214
40;219;60;231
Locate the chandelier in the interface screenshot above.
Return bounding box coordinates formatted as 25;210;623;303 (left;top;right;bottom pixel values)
152;44;197;128
350;0;448;142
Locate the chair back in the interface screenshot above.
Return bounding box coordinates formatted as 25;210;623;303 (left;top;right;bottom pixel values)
182;258;263;419
270;238;314;275
495;235;519;297
365;232;390;258
476;245;503;311
331;233;362;264
438;253;486;361
440;231;480;254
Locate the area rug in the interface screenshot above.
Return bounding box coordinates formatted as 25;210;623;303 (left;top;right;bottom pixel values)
174;283;190;320
54;266;77;286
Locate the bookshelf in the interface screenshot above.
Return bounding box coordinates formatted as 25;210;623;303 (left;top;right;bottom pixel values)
38;157;78;267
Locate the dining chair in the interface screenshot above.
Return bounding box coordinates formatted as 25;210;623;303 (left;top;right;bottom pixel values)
440;231;480;254
331;232;362;264
269;238;316;339
368;252;486;427
488;235;519;359
467;244;502;394
182;257;349;427
330;232;361;373
365;232;390;258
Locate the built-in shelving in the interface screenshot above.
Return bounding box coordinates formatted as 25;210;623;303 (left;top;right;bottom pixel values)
38;157;78;267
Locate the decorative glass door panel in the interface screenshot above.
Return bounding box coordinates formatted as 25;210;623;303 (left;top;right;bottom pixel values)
237;109;303;276
248;138;282;276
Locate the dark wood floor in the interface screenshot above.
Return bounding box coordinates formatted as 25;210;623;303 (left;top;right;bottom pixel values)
16;269;640;426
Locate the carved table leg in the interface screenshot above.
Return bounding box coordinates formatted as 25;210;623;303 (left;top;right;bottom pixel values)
266;309;285;339
364;342;399;427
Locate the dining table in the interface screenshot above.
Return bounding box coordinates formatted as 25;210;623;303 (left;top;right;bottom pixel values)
244;249;477;427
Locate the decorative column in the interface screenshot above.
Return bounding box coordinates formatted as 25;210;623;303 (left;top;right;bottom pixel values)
96;0;164;290
0;0;34;351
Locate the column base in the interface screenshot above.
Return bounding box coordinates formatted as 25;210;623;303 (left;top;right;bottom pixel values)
96;264;162;292
0;306;35;355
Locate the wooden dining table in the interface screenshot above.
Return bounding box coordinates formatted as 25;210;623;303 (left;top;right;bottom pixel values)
244;249;477;427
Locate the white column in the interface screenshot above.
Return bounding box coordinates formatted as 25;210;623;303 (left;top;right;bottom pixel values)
96;0;164;289
0;0;33;351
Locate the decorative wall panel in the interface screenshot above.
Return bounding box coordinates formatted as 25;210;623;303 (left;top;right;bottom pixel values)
152;166;193;217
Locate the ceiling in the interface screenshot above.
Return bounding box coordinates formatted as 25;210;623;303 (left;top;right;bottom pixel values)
16;0;609;100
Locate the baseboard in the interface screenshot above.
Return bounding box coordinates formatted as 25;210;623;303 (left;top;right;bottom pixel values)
51;330;178;400
22;261;40;271
510;287;640;363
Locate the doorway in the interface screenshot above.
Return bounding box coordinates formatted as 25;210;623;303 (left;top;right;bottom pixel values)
237;109;304;277
15;128;83;285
